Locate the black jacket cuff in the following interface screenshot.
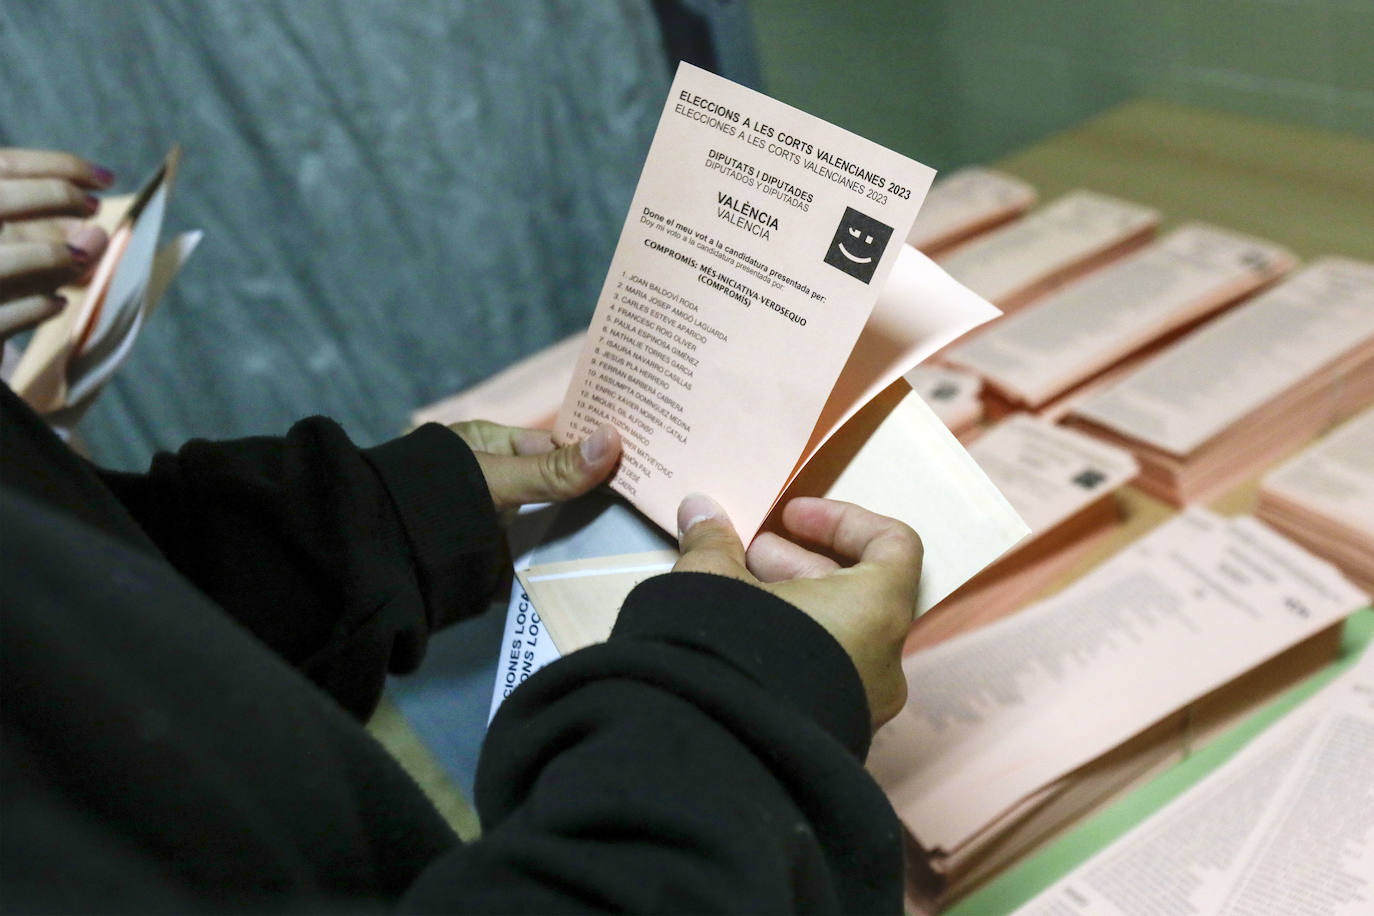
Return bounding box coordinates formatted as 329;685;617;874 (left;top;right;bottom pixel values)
612;572;872;760
363;423;507;630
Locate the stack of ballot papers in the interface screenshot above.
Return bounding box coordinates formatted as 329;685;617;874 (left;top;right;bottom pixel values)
8;148;200;436
942;223;1295;418
866;508;1369;908
935;190;1159;313
1013;643;1374;916
905;167;1037;256
904;415;1138;654
1066;258;1374;506
1256;407;1374;592
902;365;984;439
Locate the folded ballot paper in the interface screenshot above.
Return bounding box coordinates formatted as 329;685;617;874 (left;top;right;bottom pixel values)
475;64;1029;707
8;148;200;435
869;507;1369;908
1067;258;1374;506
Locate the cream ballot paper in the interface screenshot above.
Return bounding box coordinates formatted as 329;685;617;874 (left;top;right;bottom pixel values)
554;63;938;540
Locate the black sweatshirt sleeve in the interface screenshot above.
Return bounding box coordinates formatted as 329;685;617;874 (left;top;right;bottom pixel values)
4;384;903;913
96;419;507;718
402;573;905;914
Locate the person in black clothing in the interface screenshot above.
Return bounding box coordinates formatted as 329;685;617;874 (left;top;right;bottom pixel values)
1;149;924;913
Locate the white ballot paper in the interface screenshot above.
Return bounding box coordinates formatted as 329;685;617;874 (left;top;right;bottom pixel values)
869;508;1368;860
553;62;940;542
1014;647;1374;916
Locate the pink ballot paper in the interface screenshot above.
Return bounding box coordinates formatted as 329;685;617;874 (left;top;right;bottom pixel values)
554;63;940;540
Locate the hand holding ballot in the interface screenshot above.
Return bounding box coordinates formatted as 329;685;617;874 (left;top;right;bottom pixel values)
675;492;924;729
6;146;200;437
0;147;114;339
448;418;622;513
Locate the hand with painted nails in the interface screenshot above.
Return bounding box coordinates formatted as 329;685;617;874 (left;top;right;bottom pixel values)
674;493;923;729
0;148;115;340
448;419;622;513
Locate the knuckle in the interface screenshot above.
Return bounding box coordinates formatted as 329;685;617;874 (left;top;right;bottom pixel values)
885;521;924;561
53;151;86;177
539;448;580;498
892;520;922;549
889;678;910;717
56;178;85;207
46;241;73;268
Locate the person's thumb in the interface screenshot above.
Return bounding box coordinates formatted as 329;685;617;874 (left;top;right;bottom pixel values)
478;424;620;510
673;493;750;579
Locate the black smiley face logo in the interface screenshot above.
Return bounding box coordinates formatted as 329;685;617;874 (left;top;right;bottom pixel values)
842;226;878;263
823;207;893;284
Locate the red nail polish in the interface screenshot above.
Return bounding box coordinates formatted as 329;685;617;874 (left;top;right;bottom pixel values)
83;194;100;214
91;165;115;186
66;244;90;264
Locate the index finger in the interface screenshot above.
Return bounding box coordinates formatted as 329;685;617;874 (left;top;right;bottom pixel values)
779;497;922;584
0;149;114;188
0;177;98;223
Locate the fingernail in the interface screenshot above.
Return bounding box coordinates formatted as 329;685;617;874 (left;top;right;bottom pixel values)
48;294;68;313
579;425;613;464
66;224;107;257
677;492;722;539
83;194;99;214
91;165;115;187
65;244;90;264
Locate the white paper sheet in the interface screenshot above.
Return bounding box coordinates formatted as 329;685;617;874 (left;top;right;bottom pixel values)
1015;648;1374;916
